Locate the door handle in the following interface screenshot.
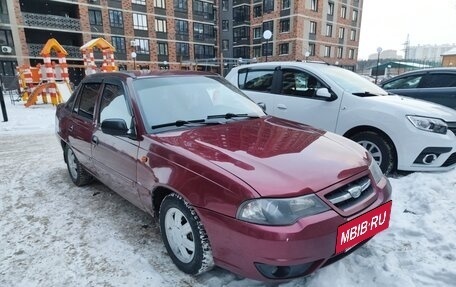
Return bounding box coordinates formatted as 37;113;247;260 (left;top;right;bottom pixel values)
277;104;287;110
92;135;99;145
68;125;73;132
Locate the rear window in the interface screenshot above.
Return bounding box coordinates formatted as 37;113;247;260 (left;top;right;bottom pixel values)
423;73;456;88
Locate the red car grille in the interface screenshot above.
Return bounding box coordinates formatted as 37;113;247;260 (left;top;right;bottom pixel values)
324;176;377;215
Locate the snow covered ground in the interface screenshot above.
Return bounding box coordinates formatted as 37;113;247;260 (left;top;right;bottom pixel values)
1;97;455;287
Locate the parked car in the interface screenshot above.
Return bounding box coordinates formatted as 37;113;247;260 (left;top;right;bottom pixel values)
225;62;456;174
56;71;392;282
380;68;456;110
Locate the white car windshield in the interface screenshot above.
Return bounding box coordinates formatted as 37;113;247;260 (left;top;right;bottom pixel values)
320;66;389;96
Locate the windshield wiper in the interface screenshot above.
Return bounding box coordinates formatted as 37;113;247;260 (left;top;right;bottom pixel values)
206;113;260;120
151;119;207;129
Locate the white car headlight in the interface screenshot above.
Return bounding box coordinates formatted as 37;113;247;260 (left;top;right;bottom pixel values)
369;158;384;184
237;194;330;226
407;116;447;134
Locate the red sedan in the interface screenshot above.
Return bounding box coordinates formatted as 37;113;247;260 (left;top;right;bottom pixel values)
55;71;392;281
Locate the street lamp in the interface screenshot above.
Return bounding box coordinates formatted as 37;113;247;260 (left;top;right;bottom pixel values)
131;51;137;70
263;30;272;62
375;47;382;84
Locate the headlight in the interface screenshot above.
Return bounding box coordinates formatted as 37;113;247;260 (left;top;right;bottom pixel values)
407;116;447;134
237;194;330;226
369;158;384;184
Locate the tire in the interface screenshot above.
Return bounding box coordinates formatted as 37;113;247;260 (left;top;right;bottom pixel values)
350;131;395;174
64;145;93;186
159;193;214;275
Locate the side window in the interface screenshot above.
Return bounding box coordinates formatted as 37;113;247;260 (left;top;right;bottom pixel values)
239;70;275;92
281;69;323;97
73;83;100;120
382;75;423;89
422;74;456;88
99;83;133;134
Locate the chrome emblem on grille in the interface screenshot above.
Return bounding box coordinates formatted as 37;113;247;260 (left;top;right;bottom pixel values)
347;180;371;199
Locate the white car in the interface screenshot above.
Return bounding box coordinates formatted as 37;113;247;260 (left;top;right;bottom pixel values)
225;62;456;174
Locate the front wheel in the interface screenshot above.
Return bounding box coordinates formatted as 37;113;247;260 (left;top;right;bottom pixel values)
350;131;395;174
159;193;214;275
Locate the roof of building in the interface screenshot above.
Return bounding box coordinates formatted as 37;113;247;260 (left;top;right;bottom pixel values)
441;47;456;56
371;61;432;70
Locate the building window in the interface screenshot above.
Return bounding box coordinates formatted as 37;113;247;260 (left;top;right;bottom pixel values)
176;42;189;57
222;20;229;31
279;43;289;55
340;6;346;18
89;10;102;26
263;0;274;13
133;13;148;30
194;23;215;40
233;27;250;42
222;0;228;11
280;19;290;33
233;47;250;58
154;0;165;8
132;0;146;5
111;36;126;53
222;40;229;51
262;43;273;56
282;0;290;10
352;10;358;21
233;6;250;23
253;46;261;57
263;20;274;33
310;21;316;34
253;27;262;39
193;1;214;18
349;48;355;59
109;10;123;28
254;5;262;17
326;24;332;37
175;20;188;35
194;44;215;59
155;19;167;32
328;2;334;15
135;38;149;54
311;0;318;11
324;45;331;57
350;29;356;41
158;42;168;55
337;46;343;58
308;43;315;56
174;0;187;10
338;27;344;39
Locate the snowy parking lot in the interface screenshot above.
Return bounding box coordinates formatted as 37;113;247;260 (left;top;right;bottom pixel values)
1;101;455;287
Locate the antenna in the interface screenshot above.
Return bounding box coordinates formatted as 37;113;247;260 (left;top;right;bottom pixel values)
402;34;410;60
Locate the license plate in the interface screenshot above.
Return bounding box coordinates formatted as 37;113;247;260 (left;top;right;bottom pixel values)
335;201;392;254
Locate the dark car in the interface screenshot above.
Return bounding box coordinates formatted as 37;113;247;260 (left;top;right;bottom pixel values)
56;71;392;281
380;68;456;109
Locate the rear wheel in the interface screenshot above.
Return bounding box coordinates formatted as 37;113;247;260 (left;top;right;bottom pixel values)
350;131;395;174
159;193;214;275
64;145;92;186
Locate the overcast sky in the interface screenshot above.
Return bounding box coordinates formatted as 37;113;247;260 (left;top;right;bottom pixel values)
358;0;456;59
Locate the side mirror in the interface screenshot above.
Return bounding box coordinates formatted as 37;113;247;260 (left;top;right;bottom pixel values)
316;88;337;101
257;102;267;112
101;119;128;136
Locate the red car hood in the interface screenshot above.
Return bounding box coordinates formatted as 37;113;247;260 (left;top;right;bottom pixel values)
155;117;369;197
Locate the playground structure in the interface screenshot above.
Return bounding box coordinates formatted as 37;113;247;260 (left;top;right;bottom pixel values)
17;37;118;107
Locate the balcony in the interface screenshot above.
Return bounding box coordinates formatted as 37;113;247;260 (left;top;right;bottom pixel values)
28;43;82;59
23;13;81;31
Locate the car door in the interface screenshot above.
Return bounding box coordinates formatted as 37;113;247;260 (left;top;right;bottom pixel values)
91;79;143;208
271;67;341;131
236;67;279;113
67;81;101;172
417;73;456;109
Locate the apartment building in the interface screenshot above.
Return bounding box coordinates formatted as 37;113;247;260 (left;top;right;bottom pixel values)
0;0;362;85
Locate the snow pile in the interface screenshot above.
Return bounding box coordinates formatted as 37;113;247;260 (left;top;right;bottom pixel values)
1;96;455;286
